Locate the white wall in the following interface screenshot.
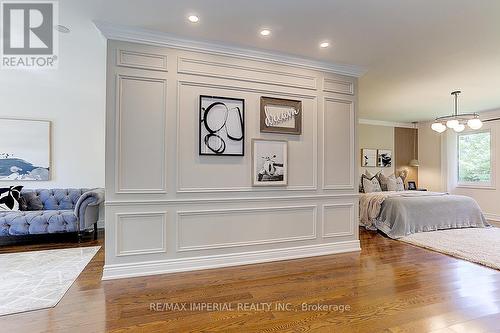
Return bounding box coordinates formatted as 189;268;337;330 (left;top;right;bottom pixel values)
0;3;106;189
103;40;360;280
358;123;394;176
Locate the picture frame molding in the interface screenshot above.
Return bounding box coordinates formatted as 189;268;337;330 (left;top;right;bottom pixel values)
251;138;288;187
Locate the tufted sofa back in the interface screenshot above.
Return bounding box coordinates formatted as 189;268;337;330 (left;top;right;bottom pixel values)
20;188;90;211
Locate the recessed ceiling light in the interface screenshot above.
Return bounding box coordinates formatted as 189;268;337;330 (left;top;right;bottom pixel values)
188;15;199;23
260;29;271;37
319;41;330;48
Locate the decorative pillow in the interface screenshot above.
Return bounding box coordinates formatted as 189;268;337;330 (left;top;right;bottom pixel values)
362;175;382;193
378;173;394;191
0;186;23;211
396;177;405;191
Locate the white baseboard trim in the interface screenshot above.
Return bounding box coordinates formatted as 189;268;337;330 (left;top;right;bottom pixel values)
483;213;500;222
102;240;361;280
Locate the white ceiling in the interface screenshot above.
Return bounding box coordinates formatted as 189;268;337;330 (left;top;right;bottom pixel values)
69;0;500;122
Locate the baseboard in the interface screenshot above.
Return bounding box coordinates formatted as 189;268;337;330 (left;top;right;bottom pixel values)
102;240;361;280
483;213;500;222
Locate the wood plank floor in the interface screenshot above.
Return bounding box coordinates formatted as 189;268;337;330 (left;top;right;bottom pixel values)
1;229;499;333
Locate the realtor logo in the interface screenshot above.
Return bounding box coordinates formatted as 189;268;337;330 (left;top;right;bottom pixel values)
1;1;58;68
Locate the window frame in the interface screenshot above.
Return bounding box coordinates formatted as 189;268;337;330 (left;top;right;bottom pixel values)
456;129;495;189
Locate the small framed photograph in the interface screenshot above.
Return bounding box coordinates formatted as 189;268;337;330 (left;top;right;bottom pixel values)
407;181;417;190
199;95;245;156
377;149;392;167
252;139;288;186
260;96;302;135
361;149;377;167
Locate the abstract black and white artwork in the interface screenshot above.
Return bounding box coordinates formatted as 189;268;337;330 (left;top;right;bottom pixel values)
377;149;392;167
0;119;50;181
199;96;245;156
252;139;288;186
361;149;377;167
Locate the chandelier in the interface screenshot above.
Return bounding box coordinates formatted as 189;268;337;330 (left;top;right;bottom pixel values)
431;91;482;133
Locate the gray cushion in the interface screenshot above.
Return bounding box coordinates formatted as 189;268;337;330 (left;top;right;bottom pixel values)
0;210;78;236
21;189;89;211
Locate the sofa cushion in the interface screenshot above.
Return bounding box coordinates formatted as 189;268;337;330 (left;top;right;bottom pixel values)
21;189;89;211
0;210;78;236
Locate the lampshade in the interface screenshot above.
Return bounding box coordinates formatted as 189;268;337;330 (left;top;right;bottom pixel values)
431;122;446;133
453;123;465;132
409;159;420;167
467;118;483;130
446;119;459;129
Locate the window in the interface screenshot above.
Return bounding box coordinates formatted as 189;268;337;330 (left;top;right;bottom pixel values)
457;131;492;186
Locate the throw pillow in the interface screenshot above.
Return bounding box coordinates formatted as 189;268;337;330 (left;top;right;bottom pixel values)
0;186;24;211
362;175;382;193
396;177;405;191
378;173;397;191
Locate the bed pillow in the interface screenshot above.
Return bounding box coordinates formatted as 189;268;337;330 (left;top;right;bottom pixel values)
362;175;382;193
0;186;24;211
396;177;405;191
360;170;381;193
379;173;405;191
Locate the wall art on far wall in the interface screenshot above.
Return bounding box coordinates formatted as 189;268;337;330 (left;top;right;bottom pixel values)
260;96;302;135
252;139;288;186
377;149;392;167
0;118;50;181
199;95;245;156
361;148;377;167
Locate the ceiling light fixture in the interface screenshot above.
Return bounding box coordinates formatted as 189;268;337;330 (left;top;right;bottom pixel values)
260;29;271;37
188;15;199;23
319;41;330;48
431;91;482;133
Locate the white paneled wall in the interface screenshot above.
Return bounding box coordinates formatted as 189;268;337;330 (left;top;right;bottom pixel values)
103;40;360;280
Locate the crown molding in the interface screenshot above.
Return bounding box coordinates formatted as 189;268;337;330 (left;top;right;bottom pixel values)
358;118;416;128
93;20;367;78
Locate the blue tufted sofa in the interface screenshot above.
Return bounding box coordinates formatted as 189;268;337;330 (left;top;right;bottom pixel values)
0;188;104;240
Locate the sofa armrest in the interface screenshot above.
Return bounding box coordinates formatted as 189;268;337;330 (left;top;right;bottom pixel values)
74;188;105;230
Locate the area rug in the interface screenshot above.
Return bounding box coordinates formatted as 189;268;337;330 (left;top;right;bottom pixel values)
401;228;500;270
0;246;100;316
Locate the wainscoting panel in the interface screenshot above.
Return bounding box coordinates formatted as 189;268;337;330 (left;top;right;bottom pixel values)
177;206;317;251
177;56;317;90
104;40;359;280
117;49;168;71
176;81;317;192
116;212;167;256
323;97;355;190
322;204;355;238
323;78;354;95
116;75;167;193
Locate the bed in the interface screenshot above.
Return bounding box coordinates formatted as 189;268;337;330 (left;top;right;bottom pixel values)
359;191;490;239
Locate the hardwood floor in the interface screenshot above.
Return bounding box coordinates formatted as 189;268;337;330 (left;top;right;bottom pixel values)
1;229;499;333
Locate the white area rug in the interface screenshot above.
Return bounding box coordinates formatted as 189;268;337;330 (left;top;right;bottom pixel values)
401;228;500;270
0;246;100;316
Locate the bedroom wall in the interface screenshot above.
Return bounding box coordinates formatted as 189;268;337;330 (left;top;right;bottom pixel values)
418;121;443;192
358;124;394;176
0;4;106;189
418;110;500;220
103;39;360;279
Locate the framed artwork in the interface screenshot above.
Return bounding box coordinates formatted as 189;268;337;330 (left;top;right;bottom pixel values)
377;149;392;167
361;149;377;167
199;95;245;156
407;181;417;190
252;139;288;186
0;118;51;181
260;96;302;135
